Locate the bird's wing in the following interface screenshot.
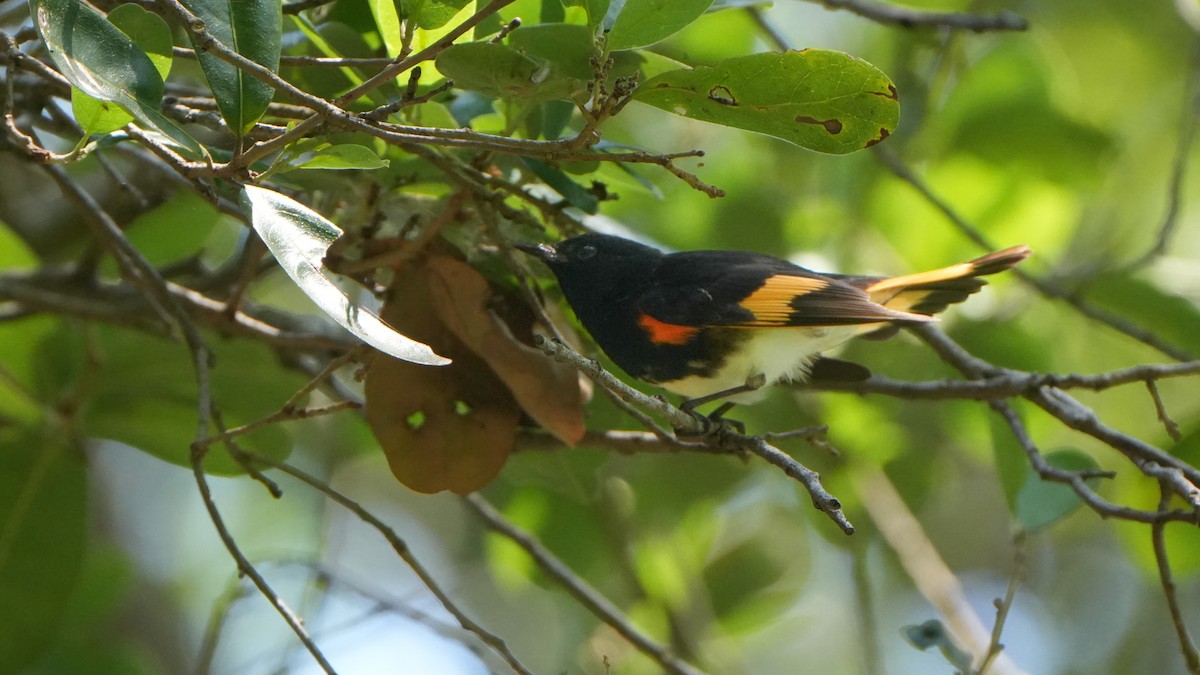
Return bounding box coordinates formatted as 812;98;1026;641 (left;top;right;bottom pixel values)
638;251;931;329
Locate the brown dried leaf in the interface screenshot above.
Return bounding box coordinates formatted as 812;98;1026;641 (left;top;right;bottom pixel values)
364;268;517;494
425;255;586;446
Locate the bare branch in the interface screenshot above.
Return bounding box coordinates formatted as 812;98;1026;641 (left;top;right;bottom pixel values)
462;494;706;675
534;336;854;534
1152;483;1200;674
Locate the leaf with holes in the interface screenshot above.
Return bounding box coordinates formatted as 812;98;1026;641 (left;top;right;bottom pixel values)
365;267;516;494
182;0;281;137
31;0;203;156
242;185;450;365
634;49;899;154
426;255;585;446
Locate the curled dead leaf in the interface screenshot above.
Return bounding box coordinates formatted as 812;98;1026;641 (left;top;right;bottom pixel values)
426;255;586;446
364;267;517;494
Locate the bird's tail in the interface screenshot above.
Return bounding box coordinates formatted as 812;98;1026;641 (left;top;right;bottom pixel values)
832;245;1031;339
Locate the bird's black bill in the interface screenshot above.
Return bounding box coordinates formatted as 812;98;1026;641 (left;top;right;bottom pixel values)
514;241;561;263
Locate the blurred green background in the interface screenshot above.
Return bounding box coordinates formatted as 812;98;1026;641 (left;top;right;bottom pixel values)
2;0;1199;673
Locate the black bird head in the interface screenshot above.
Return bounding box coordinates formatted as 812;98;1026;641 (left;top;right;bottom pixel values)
516;233;664;326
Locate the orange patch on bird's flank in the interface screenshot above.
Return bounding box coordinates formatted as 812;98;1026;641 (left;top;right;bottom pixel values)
638;314;699;345
738;274;828;325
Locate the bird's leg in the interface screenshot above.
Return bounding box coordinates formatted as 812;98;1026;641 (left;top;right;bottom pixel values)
674;374;765;437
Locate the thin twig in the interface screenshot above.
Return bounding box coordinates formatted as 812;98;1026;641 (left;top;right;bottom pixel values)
190;446;337;674
1152;482;1200;675
534;336;853;533
462;494;706;675
976;531;1025;675
241;455;534;675
853;465;1028;675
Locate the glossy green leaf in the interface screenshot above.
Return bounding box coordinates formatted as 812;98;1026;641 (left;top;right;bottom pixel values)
634;49;899;154
31;0;203;156
107;3;173;79
564;0;610;26
290;143;390;170
0;428;87;675
72;3;172;136
436;41;587;100
404;0;473;29
605;0;714;51
242;185;450;365
1016;449;1100;533
366;0;403;55
182;0;281;137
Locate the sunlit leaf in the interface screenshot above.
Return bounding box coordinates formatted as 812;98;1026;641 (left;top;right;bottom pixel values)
0;428;87;675
1016;448;1101;533
289;143;390;170
107;3;172;80
242;185;450;365
31;0;203;156
182;0;281;137
366;0;403;55
563;0;611;26
634;49;899;154
605;0;715;51
404;0;473;29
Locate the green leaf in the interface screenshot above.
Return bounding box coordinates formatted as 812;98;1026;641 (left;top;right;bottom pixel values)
84;327;301;474
507;23;597;81
182;0;281;137
436;41;587;101
31;0;204;156
1085;274;1200;356
605;0;715;51
107;3;173;80
520;158;600;213
367;0;403;55
71;88;133;136
71;3;172;136
290;143;391;170
990;405;1029;513
404;0;473;29
634;49;899;154
1016;449;1100;533
0;428;87;675
564;0;611;26
242;185;451;365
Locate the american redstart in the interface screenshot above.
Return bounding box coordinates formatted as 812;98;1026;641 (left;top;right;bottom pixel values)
518;234;1030;427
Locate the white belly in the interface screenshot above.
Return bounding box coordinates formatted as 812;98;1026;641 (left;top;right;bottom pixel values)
660;326;861;403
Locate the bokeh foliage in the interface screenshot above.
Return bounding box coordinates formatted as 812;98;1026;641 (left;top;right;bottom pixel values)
1;0;1199;674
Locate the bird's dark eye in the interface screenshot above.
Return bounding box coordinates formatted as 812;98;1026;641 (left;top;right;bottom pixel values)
576;245;596;260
